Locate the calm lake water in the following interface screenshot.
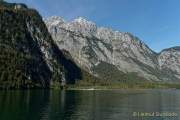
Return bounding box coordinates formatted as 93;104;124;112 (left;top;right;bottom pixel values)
0;89;180;120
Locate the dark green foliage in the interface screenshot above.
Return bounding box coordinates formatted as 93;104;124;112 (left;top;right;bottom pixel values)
0;46;32;89
77;70;100;86
72;61;148;88
0;2;52;89
92;61;147;84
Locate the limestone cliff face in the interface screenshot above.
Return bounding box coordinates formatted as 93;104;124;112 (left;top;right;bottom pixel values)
0;2;81;89
45;16;180;82
158;47;180;82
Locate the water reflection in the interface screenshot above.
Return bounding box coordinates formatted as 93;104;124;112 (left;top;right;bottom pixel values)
0;90;50;120
0;90;180;120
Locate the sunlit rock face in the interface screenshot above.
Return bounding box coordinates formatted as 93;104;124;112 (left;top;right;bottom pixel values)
45;16;180;82
158;47;180;81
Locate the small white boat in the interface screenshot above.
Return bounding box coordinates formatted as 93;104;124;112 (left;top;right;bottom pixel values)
80;88;95;91
87;88;95;90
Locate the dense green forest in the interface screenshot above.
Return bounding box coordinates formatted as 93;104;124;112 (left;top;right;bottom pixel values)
0;1;54;89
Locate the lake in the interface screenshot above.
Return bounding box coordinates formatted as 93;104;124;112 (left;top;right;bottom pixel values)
0;89;179;120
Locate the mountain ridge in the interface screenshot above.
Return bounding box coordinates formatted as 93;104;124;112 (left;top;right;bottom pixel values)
45;16;174;54
2;1;180;90
45;16;180;83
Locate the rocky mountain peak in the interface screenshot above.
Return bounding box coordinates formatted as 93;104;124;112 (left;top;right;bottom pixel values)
73;17;93;24
45;16;159;80
161;46;180;53
45;16;180;83
158;46;180;76
44;16;65;26
66;17;97;35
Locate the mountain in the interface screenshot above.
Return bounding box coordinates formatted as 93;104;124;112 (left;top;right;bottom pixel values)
45;16;180;83
0;1;82;89
1;0;179;89
158;47;180;81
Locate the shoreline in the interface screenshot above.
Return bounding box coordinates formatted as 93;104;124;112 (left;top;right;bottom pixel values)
65;87;178;91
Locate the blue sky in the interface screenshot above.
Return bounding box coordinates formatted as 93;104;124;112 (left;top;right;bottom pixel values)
6;0;180;52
